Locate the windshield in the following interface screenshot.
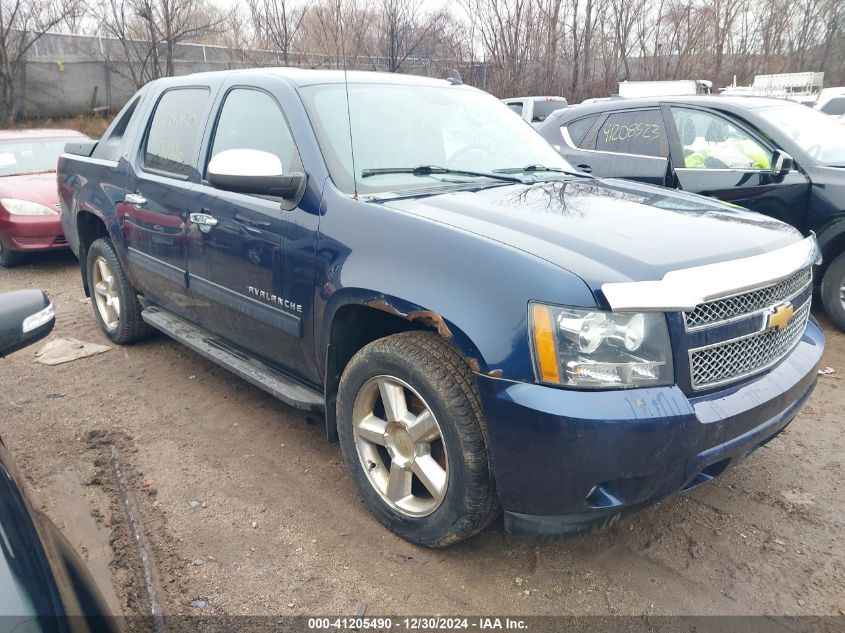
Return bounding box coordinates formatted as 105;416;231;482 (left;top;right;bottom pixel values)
532;100;566;122
822;97;845;116
0;138;71;176
757;104;845;165
300;83;575;194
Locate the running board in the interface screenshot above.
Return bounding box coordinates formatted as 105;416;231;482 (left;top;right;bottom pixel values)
141;306;324;412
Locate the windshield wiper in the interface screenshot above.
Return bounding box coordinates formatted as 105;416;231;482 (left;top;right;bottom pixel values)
494;164;584;176
360;165;528;184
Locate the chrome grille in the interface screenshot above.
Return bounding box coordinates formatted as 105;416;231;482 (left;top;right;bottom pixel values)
683;267;812;330
689;299;811;390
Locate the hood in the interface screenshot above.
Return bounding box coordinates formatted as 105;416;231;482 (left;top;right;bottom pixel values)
380;177;802;290
0;173;60;209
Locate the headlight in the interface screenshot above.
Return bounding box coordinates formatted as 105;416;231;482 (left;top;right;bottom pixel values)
22;302;55;333
530;302;673;389
1;198;58;216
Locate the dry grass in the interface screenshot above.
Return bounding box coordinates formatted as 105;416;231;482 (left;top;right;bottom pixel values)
10;114;111;139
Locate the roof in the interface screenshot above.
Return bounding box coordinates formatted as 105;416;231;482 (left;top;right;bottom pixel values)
157;67;456;89
0;128;87;141
540;94;801;129
503;96;567;101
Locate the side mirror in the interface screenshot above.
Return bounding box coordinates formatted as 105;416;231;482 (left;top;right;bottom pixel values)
0;290;55;358
771;149;794;177
207;149;305;200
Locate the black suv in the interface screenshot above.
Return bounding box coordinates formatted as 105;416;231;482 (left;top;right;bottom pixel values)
538;96;845;329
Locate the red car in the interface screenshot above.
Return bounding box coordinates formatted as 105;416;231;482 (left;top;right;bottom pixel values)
0;128;89;267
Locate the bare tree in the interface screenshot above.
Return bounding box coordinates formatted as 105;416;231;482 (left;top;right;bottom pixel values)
462;0;541;96
8;0;845;118
94;0;228;86
0;0;82;122
374;0;444;72
248;0;306;65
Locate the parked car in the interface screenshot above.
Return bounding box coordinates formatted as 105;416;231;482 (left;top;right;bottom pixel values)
502;96;567;125
0;129;90;267
815;87;845;122
537;96;845;329
0;289;119;631
59;69;823;546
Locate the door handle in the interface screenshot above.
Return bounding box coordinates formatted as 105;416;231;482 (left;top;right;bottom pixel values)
125;193;147;207
189;212;219;228
576;164;593;173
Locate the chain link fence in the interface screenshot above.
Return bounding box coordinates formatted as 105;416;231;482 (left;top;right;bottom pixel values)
16;31;469;119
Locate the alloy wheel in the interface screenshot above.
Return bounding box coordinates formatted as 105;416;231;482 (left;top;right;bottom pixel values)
91;256;121;330
352;375;449;517
840;278;845;311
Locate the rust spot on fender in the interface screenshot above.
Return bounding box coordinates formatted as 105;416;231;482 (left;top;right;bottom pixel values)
363;299;453;340
363;298;402;316
487;368;503;378
406;309;453;340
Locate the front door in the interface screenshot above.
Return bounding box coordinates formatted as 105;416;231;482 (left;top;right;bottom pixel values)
122;87;213;318
665;105;811;227
186;86;307;371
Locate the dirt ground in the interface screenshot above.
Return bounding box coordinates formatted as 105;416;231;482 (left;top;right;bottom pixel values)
0;252;843;619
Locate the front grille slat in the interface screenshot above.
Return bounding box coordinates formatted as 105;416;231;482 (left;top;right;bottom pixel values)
683;267;812;330
689;299;811;390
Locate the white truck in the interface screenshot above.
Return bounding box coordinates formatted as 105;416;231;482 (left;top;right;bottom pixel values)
502;96;568;126
616;80;712;98
722;72;824;105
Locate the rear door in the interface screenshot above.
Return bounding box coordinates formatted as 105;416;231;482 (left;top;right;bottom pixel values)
186;85;306;371
122;86;215;318
559;108;671;185
665;104;811;226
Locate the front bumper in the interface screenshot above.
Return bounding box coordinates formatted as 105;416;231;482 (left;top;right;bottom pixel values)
476;319;824;537
0;213;67;252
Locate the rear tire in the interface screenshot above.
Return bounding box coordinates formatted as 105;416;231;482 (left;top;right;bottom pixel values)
0;238;22;268
86;238;151;344
821;252;845;331
337;331;499;547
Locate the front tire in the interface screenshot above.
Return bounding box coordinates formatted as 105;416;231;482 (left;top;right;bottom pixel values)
337;331;499;547
0;237;22;268
821;252;845;331
86;238;151;344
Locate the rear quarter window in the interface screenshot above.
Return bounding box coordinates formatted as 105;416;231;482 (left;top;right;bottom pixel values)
565;115;599;147
594;109;668;157
92;94;142;161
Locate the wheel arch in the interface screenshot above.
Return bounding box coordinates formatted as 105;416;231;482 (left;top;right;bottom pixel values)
816;217;845;277
319;288;489;443
76;210;112;297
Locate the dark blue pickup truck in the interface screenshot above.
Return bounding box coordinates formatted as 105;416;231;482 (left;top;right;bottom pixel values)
58;69;824;546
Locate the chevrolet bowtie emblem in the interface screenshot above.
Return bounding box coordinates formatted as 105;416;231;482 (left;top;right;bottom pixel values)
765;302;794;331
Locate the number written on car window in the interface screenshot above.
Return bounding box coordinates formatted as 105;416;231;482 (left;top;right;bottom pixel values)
594;109;668;158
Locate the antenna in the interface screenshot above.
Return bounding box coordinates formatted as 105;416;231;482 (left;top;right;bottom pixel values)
338;0;358;199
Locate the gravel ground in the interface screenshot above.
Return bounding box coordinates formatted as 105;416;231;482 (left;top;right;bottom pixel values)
1;251;843;618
